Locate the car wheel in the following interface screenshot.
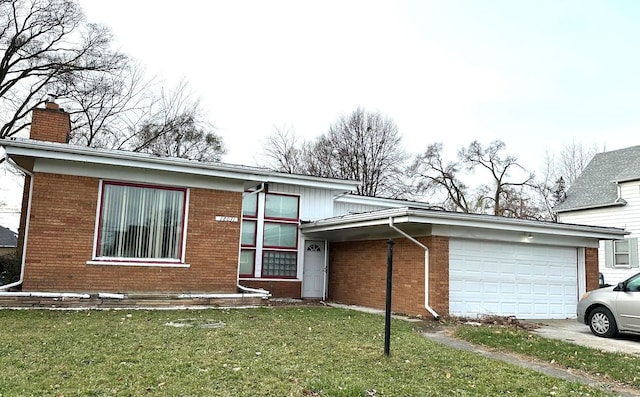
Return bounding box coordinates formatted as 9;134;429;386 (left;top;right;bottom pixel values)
588;307;618;338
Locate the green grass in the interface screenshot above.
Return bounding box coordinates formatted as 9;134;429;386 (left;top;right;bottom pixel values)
454;324;640;389
0;308;614;396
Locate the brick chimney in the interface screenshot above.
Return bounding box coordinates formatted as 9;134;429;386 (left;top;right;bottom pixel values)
30;101;71;143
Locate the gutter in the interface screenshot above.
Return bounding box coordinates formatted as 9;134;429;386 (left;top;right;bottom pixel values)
0;156;32;291
388;217;440;319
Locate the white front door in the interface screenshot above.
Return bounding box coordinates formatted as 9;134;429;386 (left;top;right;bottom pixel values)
302;241;325;299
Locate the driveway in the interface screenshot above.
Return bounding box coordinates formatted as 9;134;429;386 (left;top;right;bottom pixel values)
528;319;640;355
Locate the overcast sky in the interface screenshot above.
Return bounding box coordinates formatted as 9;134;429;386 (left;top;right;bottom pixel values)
2;0;640;231
78;0;640;166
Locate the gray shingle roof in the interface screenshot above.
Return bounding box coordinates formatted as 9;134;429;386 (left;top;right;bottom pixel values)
0;226;17;247
555;145;640;212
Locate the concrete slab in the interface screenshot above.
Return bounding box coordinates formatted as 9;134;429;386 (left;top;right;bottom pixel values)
528;319;640;355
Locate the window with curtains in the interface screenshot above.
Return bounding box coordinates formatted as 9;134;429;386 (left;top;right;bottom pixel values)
96;182;186;261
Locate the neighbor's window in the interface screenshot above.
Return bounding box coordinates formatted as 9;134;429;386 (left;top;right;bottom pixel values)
97;182;186;261
614;239;630;266
605;238;639;269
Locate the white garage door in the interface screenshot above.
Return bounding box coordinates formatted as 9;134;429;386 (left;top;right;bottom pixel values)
449;239;578;319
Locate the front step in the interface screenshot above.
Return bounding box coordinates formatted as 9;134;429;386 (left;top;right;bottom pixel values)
0;292;267;309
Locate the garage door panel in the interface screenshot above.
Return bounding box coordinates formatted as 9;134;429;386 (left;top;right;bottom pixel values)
449;239;578;319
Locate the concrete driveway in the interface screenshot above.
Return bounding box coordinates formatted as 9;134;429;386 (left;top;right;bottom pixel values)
529;319;640;355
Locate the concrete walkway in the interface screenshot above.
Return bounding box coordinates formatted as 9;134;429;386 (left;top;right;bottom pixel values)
422;328;640;397
328;304;640;396
527;319;640;355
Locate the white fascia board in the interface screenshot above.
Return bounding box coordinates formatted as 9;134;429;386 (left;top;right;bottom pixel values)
334;194;433;209
2;139;358;191
266;173;358;191
555;202;625;214
301;207;627;240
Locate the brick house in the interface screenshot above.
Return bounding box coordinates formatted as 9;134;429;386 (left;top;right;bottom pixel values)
0;102;627;319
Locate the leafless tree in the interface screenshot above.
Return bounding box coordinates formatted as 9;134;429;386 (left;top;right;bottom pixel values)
130;81;225;162
411;140;537;218
258;107;407;197
308;107;406;197
409;143;472;212
261;125;303;173
63;62;153;149
558;140;601;185
459;140;535;217
0;0;126;138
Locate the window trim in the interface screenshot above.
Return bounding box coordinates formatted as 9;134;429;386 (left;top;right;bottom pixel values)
260;249;299;279
90;180;189;267
264;192;300;221
605;238;639;269
262;221;299;249
241;220;257;247
239;248;256;277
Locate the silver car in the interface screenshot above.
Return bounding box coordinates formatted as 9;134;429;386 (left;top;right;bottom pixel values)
577;272;640;338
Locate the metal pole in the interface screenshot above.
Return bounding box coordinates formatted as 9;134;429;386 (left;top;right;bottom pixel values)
384;239;394;357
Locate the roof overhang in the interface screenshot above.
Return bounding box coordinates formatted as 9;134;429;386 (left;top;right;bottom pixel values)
301;207;628;247
1;138;359;191
555;201;626;214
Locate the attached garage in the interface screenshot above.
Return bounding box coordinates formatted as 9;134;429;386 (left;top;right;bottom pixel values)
301;208;626;320
449;239;578;319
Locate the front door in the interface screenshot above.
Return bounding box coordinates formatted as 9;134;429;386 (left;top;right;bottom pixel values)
302;241;325;299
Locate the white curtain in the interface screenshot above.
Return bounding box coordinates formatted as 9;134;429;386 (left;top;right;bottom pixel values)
99;184;184;259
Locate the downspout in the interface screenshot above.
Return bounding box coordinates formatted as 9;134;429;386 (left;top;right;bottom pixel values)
388;217;440;319
237;183;271;296
0;157;32;291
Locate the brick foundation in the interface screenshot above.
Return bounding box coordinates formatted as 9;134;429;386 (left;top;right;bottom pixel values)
240;280;302;298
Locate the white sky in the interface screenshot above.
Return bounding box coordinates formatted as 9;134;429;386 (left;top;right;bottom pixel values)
3;0;640;231
79;0;640;166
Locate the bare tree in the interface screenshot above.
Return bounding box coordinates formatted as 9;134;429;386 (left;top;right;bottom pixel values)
459;140;534;217
411;140;538;218
558;140;600;185
63;61;153;149
258;107;407;197
0;0;126;138
130;82;225;162
410;143;472;212
308;107;406;197
262;125;302;173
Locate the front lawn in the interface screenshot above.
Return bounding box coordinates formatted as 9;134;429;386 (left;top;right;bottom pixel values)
455;324;640;389
0;307;613;396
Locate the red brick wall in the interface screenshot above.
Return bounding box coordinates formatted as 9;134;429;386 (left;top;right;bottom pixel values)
328;236;449;318
22;172;242;293
240;280;301;298
30;102;70;143
585;247;599;291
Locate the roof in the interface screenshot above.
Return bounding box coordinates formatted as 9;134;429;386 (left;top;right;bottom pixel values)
301;207;627;244
555;145;640;213
334;193;438;210
0;226;17;248
1;138;359;192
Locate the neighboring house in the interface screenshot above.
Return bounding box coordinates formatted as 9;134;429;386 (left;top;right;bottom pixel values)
0;225;17;257
0;102;627;319
556;146;640;285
